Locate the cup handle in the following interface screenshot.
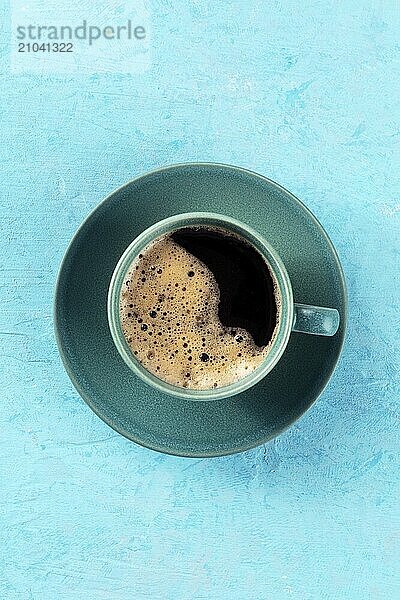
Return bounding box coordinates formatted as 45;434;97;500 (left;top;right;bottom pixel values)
292;303;340;337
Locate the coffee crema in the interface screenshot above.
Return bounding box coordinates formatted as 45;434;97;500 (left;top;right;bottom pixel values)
120;226;280;390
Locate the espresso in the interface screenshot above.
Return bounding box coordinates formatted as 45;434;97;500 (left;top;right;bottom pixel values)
120;226;280;390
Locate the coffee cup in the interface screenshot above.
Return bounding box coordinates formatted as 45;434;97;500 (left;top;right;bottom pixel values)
108;212;339;400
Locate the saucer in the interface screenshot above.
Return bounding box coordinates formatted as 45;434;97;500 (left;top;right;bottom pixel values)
55;164;347;457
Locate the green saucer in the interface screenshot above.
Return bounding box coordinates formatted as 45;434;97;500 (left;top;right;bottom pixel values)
54;164;347;457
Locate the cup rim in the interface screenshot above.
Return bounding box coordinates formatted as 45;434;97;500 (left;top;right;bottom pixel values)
108;212;294;400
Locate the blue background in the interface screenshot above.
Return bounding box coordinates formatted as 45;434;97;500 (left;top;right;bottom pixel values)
1;1;399;598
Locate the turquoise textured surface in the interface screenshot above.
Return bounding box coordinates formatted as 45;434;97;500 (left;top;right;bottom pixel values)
1;2;399;599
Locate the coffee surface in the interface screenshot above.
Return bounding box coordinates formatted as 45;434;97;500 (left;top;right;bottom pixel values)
120;226;280;389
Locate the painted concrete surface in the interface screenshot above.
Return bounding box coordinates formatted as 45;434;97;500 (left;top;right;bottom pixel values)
1;1;399;598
